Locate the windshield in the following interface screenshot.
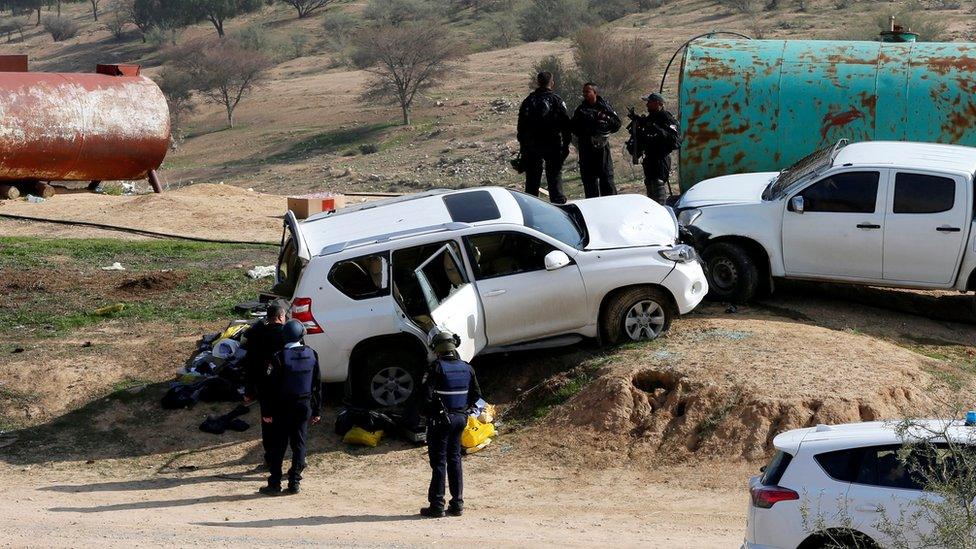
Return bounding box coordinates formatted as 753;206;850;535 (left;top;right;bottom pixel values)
765;140;846;200
509;191;585;248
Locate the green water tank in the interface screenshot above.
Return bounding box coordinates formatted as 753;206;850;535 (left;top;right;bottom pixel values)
678;38;976;190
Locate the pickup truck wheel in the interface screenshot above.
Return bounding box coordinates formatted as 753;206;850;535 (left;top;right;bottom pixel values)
351;348;424;409
702;242;759;303
601;287;674;345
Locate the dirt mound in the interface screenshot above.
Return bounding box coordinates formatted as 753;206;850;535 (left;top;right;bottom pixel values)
117;272;187;293
508;317;969;465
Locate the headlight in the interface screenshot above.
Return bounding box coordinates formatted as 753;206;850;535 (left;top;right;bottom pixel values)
677;208;702;227
659;244;698;263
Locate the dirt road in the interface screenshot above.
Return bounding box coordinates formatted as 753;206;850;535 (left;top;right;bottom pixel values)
0;457;747;547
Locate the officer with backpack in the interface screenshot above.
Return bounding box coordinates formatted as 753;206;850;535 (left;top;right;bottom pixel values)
259;319;322;496
626;92;681;204
516;71;572;204
572;82;622;198
420;328;482;518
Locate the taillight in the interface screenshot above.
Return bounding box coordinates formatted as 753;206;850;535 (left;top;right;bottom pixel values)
290;297;323;334
750;485;799;509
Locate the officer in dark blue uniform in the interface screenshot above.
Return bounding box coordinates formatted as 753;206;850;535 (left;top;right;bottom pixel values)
259;319;322;496
420;328;482;518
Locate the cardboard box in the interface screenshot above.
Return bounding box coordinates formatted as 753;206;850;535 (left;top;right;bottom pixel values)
287;192;346;219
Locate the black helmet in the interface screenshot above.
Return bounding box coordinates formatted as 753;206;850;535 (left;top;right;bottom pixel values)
282;319;306;344
428;327;460;356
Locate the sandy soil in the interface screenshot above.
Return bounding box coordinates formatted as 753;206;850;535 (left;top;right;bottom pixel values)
0;457;748;547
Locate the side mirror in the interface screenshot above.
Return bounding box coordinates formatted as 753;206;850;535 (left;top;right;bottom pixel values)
544;250;571;271
790;195;805;214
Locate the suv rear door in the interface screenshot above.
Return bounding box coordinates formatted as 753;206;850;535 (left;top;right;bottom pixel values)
412;243;487;361
274;211;311;297
882;171;970;285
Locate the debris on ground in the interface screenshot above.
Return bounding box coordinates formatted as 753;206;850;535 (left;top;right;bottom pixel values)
92;303;125;316
25;195;44;203
199;404;251;435
117;272;186;293
101;262;125;271
246;265;276;279
161;321;253;410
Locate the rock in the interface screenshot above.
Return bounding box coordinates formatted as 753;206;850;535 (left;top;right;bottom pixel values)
368;174;381;182
460;100;470;106
434;100;445;107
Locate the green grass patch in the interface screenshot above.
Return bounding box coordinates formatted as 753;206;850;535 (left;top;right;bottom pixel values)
697;390;742;441
528;357;606;421
0;237;276;338
247;121;398;165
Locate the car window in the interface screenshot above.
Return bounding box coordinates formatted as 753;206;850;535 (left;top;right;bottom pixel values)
328;253;389;300
761;450;793;486
855;445;927;491
815;448;864;483
414;244;468;312
509;190;585;248
797;171;880;213
443;190;501;223
893;173;955;214
464;232;557;279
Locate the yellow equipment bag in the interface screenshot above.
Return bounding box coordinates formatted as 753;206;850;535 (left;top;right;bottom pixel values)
461;415;495;449
343;427;384;447
219;323;249;341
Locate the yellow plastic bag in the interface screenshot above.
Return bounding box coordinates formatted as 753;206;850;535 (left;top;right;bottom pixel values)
343;427;384;447
464;438;492;455
219;323;249;341
461;415;495;449
478;404;497;424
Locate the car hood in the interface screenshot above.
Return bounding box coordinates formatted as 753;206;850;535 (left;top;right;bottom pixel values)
573;194;677;250
677;172;778;208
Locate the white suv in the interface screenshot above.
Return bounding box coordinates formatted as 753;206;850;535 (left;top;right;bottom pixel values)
274;187;707;407
745;420;971;548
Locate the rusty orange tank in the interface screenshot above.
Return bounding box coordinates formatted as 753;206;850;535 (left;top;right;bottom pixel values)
0;57;170;190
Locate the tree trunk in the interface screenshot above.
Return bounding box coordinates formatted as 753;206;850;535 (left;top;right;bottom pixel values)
92;1;98;20
227;105;235;129
36;8;40;25
401;104;410;125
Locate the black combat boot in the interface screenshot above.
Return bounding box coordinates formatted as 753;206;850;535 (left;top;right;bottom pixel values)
420;505;445;518
286;481;301;495
447;501;463;517
259;482;281;496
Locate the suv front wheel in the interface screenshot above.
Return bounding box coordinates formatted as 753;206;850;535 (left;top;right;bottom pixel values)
601;286;674;345
702;242;759;303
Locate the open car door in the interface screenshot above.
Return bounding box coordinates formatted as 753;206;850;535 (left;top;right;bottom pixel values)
274;210;312;297
413;243;486;361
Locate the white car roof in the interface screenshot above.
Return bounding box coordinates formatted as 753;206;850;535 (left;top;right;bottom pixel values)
834;141;976;176
298;187;524;257
773;419;976;455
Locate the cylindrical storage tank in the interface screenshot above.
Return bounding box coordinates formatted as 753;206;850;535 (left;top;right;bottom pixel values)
0;68;170;182
678;38;976;190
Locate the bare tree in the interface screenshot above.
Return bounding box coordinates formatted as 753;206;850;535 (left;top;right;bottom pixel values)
195;0;263;37
277;0;339;18
90;0;101;20
155;67;197;147
351;22;464;125
168;37;272;128
104;0;130;39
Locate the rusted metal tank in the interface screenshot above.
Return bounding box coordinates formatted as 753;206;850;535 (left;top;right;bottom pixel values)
0;56;170;187
678;38;976;190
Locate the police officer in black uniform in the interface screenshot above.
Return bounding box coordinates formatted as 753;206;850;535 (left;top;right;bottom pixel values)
259;319;322;496
242;298;289;468
627;92;681;204
572;82;622;198
517;71;572;204
420;328;482;518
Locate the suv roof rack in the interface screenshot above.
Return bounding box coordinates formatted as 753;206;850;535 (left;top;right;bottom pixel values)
317;222;471;256
304;188;453;223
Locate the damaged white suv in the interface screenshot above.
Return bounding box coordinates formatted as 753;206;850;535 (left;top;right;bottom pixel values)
274;187;706;407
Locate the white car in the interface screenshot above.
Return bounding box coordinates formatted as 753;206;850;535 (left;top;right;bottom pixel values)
273;187;707;407
676;141;976;303
745;420;970;549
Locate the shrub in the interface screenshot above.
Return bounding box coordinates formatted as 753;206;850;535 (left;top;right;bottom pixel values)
571;26;657;106
42;16;80;41
591;0;639;21
145;24;180;49
289;31;309;58
531;55;582;102
519;0;592;41
853;8;948;42
484;11;520;48
362;0;439;25
322;11;357;51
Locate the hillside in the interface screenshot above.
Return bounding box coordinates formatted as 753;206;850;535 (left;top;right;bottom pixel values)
2;0;973;198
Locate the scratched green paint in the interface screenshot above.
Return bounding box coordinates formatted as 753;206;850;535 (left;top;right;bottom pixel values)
678;39;976;190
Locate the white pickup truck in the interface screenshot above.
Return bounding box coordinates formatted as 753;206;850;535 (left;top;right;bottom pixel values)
675;140;976;303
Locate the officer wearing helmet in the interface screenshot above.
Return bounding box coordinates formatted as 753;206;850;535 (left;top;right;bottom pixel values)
419;327;482;518
259;319;322;496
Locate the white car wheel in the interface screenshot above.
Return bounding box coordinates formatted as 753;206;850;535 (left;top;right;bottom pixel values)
624;299;666;340
369;366;415;407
